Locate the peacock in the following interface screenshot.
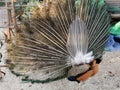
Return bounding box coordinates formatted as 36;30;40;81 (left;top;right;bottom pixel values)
5;0;110;83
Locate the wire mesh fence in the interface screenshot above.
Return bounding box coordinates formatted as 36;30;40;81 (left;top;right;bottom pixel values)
0;0;36;29
106;0;120;12
0;7;8;28
0;0;36;41
106;0;120;18
0;1;15;29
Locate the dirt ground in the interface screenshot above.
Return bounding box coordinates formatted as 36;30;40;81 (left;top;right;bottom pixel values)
0;29;120;90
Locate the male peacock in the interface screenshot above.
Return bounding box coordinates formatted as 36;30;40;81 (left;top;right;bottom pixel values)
6;0;110;83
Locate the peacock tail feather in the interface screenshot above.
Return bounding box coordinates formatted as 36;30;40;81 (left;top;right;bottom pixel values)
7;0;111;83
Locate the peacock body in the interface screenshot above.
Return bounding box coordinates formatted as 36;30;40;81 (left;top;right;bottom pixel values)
7;0;111;83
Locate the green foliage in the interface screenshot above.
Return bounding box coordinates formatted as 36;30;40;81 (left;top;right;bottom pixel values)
110;22;120;36
0;2;5;6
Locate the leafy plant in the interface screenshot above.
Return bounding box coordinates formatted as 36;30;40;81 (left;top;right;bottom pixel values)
0;2;5;6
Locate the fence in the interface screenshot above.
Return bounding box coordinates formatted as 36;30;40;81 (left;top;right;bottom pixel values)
106;0;120;18
0;7;8;28
0;1;17;30
0;0;34;29
0;0;34;41
106;0;120;8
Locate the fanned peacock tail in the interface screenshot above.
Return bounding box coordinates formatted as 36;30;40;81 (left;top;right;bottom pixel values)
7;0;110;83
